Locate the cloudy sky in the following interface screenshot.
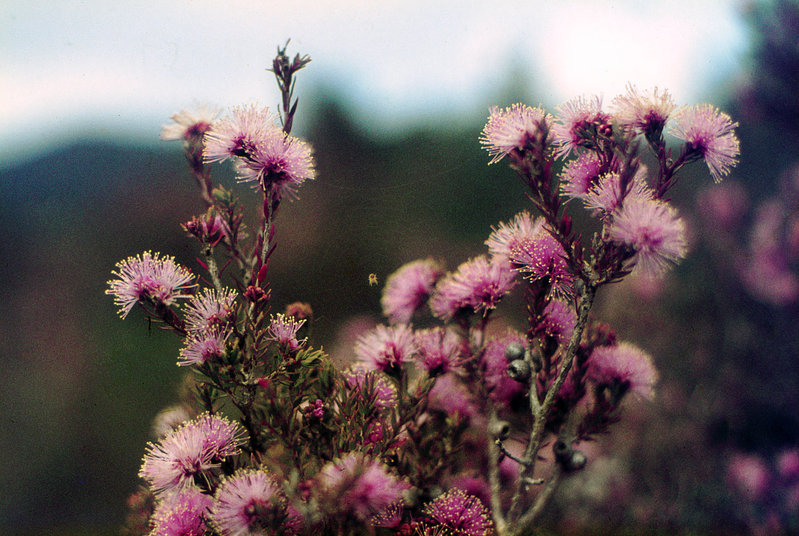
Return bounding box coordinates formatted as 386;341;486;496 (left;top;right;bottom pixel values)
2;1;746;166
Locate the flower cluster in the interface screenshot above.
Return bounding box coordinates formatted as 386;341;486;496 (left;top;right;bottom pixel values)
110;45;739;536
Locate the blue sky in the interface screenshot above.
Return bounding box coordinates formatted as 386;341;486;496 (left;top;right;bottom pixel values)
2;1;746;166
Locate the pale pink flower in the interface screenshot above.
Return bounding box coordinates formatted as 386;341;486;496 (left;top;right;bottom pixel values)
481;330;527;406
150;487;214;536
152;405;193;438
415;327;464;375
235;127;316;199
427;373;479;419
607;197;688;278
727;453;770;502
160;105;219;142
184;287;237;333
582;170;653;214
668;104;740;182
139;413;245;494
381;258;445;324
485;211;543;263
267;313;307;351
552;95;610;157
430;255;517;321
611;85;676;138
178;329;229;366
106;251;195;318
559;152;607;200
479;103;551;163
422;488;495;536
209;469;287;536
509;229;574;297
587;342;658;400
539;300;577;346
354;324;417;372
343;366;398;411
203;104;277;164
317;452;411;522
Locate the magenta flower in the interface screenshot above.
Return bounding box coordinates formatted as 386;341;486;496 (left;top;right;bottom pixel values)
178;328;229;366
607;197;688;278
481;330;527;406
422;488;494;536
427;372;479;419
139;413;245;494
317;452;410;522
150;487;214;536
539;300;577;346
552;95;610;157
235;127;316;199
587;342;659;400
479;103;551;163
160;105;219;142
267;313;307;352
509;228;574;297
611;84;676;138
209;469;287;536
354;324;417;372
415;327;464;375
582;171;653;214
184;287;237;333
559;152;606;200
203;104;277;164
430;255;517;321
343;366;399;411
106;251;195;318
485;211;543;263
381;258;445;324
727;453;770;502
668;103;740;182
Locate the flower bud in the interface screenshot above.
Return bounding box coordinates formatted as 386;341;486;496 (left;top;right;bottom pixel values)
504;341;525;362
507;359;531;382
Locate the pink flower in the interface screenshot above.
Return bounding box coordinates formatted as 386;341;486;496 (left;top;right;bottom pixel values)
160;105;219;142
343;366;399;411
267;313;307;352
152;405;193;438
354;324;417;372
150;487;214;536
139;413;245;494
430;255;517;321
727;453;770;502
553;95;610;157
209;469;288;536
203;104;276;164
777;449;799;482
509;228;574;297
582;170;653;214
317;452;410;522
608;197;687;278
184;287;237;333
381;258;445;324
415;327;465;375
587;342;659;400
485;211;543;263
427;373;479;419
539;300;577;346
611;85;676;138
559;152;606;200
106;251;195;318
481;330;527;406
178;328;229;366
668;104;740;182
235;128;316;199
479;103;551;163
422;488;495;536
696;181;749;229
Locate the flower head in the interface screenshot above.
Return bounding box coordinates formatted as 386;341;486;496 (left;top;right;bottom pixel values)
553;95;610;157
343;366;399;412
587;342;658;400
427;373;479;419
509;228;574;297
203;104;277;164
139;413;246;494
161;105;219;142
607;197;688;278
415;327;464;375
381;258;445;324
209;469;287;536
612;85;676;139
668;104;740;182
485;211;544;263
267;313;307;352
106;251;195;318
235;128;316;199
317;452;410;522
152;405;193;438
582;170;653;214
150;487;214;536
354;324;417;372
559;152;607;200
430;255;517;321
184;287;237;333
479;103;551;163
178;328;229;366
422;488;495;536
539;300;577;346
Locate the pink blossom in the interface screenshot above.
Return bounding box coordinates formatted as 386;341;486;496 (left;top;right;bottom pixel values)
267;313;307;351
235;127;316;199
381;258;445;324
430;255;517;321
607;197;688;278
427;373;479;419
481;330;527;406
611;85;676;138
106;251;195;318
150;487;214;536
587;342;659;400
210;469;288;536
160;105;219;142
422;488;495;536
203;104;276;164
343;366;399;411
668;104;740;182
727;453;770;502
184;287;237;333
559;152;606;200
139;413;245;494
582;170;653;214
152;405;193;438
415;327;465;375
540;300;577;346
552;95;610;157
509;228;574;297
777;449;799;482
696;181;749;229
178;328;229;366
354;324;417;372
317;452;410;522
479;103;551;163
485;211;543;263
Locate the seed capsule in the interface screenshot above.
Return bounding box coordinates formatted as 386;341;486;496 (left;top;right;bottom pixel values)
507;359;531;382
504;341;525;362
490;420;511;440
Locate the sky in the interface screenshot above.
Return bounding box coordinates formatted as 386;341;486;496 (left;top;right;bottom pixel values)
1;1;747;167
